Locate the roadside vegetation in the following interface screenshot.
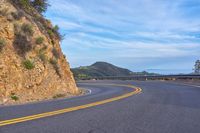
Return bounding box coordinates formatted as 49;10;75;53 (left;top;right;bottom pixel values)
35;36;44;44
52;48;60;59
0;38;6;52
23;59;35;70
14;33;32;56
11;93;19;101
13;23;34;56
49;58;61;77
11;11;24;20
21;23;34;36
10;0;64;76
12;0;49;14
11;0;64;42
38;53;47;63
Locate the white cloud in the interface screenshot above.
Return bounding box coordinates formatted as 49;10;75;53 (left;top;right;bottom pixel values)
46;0;200;73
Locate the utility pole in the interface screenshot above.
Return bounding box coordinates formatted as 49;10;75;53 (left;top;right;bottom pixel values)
194;60;200;74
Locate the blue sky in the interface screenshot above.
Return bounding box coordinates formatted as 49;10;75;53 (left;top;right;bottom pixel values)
45;0;200;74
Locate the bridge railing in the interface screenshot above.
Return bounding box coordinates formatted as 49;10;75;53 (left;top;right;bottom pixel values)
77;74;200;80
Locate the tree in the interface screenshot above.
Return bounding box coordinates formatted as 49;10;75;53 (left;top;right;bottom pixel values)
31;0;49;13
53;25;65;41
194;60;200;74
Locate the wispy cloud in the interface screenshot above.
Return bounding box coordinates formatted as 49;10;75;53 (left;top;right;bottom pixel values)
45;0;200;74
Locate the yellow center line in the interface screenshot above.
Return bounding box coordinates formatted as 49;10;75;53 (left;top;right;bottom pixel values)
0;84;142;127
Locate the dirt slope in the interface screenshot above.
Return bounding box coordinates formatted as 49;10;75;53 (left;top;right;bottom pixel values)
0;0;78;105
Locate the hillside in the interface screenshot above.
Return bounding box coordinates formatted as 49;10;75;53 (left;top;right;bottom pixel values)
71;62;133;79
72;62;160;79
0;0;78;105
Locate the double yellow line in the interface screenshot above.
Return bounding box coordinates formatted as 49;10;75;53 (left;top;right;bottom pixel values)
0;84;142;127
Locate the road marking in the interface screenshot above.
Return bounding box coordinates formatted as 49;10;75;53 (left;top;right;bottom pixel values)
169;82;200;88
0;84;142;127
181;84;200;88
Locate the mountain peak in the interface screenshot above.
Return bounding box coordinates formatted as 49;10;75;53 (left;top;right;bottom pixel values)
72;62;133;79
91;61;114;67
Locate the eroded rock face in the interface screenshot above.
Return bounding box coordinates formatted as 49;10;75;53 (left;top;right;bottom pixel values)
0;0;78;105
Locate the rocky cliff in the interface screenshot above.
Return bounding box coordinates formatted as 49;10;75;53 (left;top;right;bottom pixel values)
0;0;78;105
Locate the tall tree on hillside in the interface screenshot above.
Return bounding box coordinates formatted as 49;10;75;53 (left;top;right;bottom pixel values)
194;60;200;74
31;0;49;13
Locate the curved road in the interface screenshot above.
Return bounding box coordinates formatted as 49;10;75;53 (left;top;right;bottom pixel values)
1;80;200;133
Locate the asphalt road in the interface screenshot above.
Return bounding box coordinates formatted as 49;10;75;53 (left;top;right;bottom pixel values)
1;80;200;133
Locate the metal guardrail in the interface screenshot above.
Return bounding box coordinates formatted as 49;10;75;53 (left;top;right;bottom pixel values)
78;74;200;80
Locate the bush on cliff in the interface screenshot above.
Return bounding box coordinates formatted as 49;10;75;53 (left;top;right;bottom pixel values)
0;39;6;52
23;59;35;70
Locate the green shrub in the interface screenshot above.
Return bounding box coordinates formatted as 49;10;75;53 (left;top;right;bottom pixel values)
11;94;19;101
52;48;60;59
38;45;47;63
11;11;24;20
47;25;64;41
47;29;54;37
23;59;35;69
78;74;91;79
14;23;34;56
39;45;47;53
52;25;64;41
13;34;32;55
49;58;61;77
53;25;59;32
0;39;6;52
38;53;47;63
14;23;21;33
18;0;31;9
12;0;49;14
21;23;34;36
31;0;49;13
49;58;57;65
35;36;44;44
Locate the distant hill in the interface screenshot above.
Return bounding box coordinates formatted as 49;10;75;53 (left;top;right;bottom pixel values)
71;62;159;79
71;62;133;79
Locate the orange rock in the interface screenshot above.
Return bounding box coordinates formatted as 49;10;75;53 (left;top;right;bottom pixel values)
0;1;78;105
